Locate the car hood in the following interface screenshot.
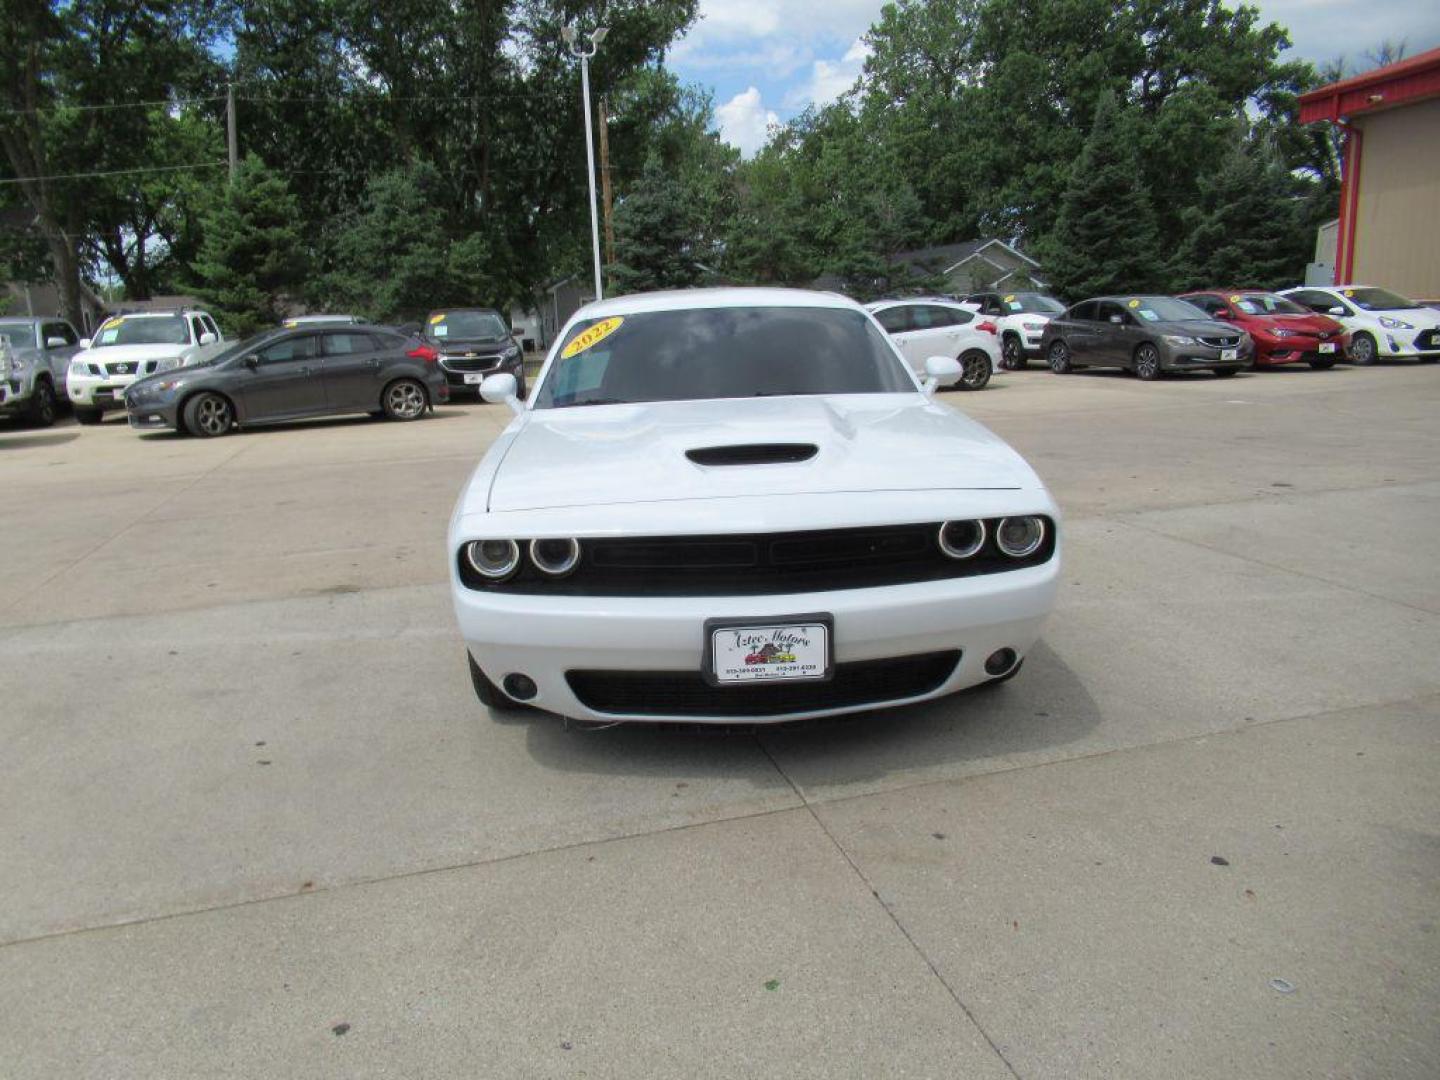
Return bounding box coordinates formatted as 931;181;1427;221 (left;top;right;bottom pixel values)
75;342;189;364
430;336;512;353
485;394;1040;513
1249;313;1345;334
1153;319;1241;337
1367;307;1440;328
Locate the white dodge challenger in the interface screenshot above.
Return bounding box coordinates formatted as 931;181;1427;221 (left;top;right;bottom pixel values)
448;288;1061;724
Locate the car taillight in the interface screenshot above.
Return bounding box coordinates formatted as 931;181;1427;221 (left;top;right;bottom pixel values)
977;321;998;335
407;344;439;362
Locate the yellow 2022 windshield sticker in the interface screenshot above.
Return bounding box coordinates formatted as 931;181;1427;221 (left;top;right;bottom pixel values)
561;316;623;359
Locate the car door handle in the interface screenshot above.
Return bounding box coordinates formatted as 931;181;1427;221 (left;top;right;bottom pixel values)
365;358;381;369
298;366;313;375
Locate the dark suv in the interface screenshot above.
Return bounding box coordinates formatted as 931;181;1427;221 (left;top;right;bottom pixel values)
1040;295;1252;380
123;324;448;437
423;309;526;399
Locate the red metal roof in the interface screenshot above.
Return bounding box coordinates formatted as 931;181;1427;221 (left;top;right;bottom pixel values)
1298;46;1440;123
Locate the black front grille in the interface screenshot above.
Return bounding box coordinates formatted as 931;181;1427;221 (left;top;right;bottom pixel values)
457;519;1056;596
1197;336;1240;348
441;355;502;373
1418;330;1440;350
567;650;962;717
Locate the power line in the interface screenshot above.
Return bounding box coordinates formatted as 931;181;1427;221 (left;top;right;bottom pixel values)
0;95;224;117
0;161;227;185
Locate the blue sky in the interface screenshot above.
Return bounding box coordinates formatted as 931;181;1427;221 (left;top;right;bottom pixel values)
666;0;1440;155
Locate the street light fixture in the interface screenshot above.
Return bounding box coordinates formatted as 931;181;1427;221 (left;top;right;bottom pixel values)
564;21;608;302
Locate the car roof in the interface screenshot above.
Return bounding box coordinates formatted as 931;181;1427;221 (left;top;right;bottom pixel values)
103;310;190;319
865;296;966;309
0;317;43;325
428;307;501;315
578;287;860;320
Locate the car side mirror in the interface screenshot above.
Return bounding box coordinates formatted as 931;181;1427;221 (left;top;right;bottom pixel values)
45;335;68;348
198;331;217;345
1328;306;1345;316
79;338;91;349
922;354;962;393
242;355;259;370
1109;314;1123;324
511;327;523;337
481;372;524;414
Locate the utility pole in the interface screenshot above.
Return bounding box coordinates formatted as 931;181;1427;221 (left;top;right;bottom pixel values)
226;83;238;180
563;22;608;302
598;95;615;268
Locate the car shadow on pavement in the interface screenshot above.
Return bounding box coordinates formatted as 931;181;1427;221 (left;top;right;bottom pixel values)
0;429;80;449
519;640;1102;791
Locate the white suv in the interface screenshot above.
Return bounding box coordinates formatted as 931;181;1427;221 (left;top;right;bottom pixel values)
1278;285;1440;365
866;298;1002;390
68;310;227;424
960;291;1067;369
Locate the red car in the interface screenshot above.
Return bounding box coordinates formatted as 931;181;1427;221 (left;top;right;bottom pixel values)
1179;290;1350;369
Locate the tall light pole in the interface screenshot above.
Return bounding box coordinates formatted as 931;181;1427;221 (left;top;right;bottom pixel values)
563;21;608;302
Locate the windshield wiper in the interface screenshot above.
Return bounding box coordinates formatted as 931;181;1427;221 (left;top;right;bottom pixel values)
560;397;630;408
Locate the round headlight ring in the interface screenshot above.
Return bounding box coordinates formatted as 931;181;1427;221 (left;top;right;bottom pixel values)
466;538;521;580
938;519;986;559
996;516;1046;559
529;537;581;577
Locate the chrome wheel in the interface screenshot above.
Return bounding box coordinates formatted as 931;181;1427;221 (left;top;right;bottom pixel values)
384;380;427;420
1135;344;1161;380
186;393;233;437
1048;340;1072;374
959;350;992;390
1001;335;1024;370
1349;333;1376;365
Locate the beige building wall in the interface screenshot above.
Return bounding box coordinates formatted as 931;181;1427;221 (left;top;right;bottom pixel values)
1351;98;1440;301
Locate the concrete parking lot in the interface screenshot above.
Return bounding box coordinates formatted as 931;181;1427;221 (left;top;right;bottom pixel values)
2;364;1437;1079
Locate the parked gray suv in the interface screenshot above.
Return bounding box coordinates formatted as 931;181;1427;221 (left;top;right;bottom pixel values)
1041;296;1253;379
0;316;81;426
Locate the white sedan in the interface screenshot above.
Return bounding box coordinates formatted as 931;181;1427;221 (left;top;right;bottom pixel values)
865;298;1002;390
1279;285;1440;364
448;288;1061;725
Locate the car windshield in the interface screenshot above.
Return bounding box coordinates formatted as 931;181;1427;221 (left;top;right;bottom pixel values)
1342;287;1420;311
535;306;915;409
1234;293;1308;316
1125;297;1208;323
1004;293;1065;314
92;315;188;347
428;310;507;340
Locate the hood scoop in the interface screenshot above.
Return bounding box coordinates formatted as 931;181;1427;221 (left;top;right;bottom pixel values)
685;443;818;467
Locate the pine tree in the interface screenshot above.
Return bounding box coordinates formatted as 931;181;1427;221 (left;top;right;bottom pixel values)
190;157;307;337
608;155;703;295
1171;137;1306;290
1042;92;1164;299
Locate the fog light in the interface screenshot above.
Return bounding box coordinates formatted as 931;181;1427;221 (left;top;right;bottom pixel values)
502;673;538;701
984;648;1017;676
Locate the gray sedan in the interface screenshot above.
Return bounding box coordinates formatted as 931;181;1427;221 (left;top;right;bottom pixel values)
1041;296;1253;379
123;325;449;437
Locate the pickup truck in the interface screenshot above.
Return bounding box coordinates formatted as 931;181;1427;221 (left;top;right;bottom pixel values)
0;316;82;427
67;309;228;424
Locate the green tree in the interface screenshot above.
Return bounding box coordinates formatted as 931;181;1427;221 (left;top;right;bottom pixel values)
1042;92;1163;298
190;156;307;336
608;154;703;294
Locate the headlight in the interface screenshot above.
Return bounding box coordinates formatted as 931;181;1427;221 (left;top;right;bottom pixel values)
69;359;86;376
996;517;1046;558
504;343;521;359
1162;335;1197;346
937;520;985;559
529;538;581;577
465;539;521;580
7;352;28;376
155;357;181;373
1378;316;1414;330
1022;321;1046;332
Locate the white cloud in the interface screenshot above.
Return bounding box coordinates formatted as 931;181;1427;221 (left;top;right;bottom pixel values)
671;0;882;74
786;37;872;109
716;86;780;157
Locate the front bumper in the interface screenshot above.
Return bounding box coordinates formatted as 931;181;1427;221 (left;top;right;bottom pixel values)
451;560;1060;724
439;353;523;391
1253;334;1348;366
1158;340;1252;370
126;396;181;430
1375;327;1440;358
69;371;141;410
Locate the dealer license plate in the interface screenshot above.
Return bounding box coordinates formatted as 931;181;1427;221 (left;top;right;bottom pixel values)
705;616;833;685
1319;342;1336;353
464;373;485;384
1220;348;1237;362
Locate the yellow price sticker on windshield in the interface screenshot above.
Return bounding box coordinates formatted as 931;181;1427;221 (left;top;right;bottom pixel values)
1127;299;1141;308
561;316;624;359
1229;294;1241;303
429;313;445;324
1343;289;1354;297
283;319;297;328
1003;294;1015;302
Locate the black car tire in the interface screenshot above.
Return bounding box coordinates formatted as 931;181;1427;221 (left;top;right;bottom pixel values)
184;392;234;437
1134;343;1162;380
382;378;428;421
26;379;57;427
468;652;532;715
1349;332;1377;365
1308;355;1336;370
958;349;992;391
1047;340;1073;374
1001;334;1025;370
73;405;104;425
1213;367;1239;378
